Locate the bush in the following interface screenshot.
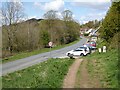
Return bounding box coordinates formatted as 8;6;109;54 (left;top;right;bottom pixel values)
109;32;120;50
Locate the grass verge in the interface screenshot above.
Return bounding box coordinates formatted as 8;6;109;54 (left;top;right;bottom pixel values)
3;39;80;63
2;58;74;88
84;49;118;88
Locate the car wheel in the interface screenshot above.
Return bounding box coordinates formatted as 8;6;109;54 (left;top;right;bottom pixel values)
80;53;84;56
68;54;73;58
68;53;70;56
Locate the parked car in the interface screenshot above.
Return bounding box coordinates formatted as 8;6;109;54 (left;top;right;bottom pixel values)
85;44;97;50
66;47;88;58
89;41;96;47
78;46;91;54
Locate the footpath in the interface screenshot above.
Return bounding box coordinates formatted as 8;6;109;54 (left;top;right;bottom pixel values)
63;58;101;88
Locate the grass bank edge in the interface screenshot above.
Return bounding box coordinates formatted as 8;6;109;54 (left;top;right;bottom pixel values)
2;58;75;88
84;49;118;88
2;38;80;63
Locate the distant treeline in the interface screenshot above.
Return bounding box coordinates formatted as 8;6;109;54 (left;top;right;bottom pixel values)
80;20;100;29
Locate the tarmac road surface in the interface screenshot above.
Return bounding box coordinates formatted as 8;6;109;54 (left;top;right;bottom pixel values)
1;37;87;76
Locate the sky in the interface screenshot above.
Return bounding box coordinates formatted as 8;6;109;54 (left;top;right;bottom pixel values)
0;0;112;24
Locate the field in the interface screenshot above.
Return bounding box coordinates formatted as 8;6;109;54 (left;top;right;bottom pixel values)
2;58;74;88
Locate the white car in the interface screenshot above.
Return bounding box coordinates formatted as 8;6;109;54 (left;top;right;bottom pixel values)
66;48;88;58
79;46;91;54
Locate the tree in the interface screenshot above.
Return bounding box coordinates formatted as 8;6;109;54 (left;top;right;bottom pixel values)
62;10;79;43
40;30;50;47
62;10;73;21
44;10;58;20
99;1;120;42
1;1;25;54
43;10;58;42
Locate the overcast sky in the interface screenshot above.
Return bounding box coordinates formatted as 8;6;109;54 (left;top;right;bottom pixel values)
0;0;112;24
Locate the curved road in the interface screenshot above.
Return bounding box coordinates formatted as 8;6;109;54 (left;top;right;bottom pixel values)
1;37;87;76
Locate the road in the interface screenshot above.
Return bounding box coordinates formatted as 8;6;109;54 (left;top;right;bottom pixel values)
1;37;87;76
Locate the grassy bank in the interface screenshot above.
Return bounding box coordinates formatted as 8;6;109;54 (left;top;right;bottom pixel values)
2;58;74;88
84;49;118;88
3;39;80;63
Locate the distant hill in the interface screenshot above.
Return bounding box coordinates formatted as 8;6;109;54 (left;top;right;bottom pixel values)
25;18;44;23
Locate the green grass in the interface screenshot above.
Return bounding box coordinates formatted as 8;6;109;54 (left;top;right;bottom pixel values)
3;39;80;63
0;77;2;90
75;60;84;88
2;58;74;88
84;49;118;88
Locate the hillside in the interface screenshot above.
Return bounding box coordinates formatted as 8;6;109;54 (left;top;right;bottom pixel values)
2;18;80;58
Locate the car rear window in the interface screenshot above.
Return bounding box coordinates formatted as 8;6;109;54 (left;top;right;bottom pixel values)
90;42;95;44
74;49;83;51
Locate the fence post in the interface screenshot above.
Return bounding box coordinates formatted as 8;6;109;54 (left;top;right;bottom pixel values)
103;46;106;53
98;48;102;53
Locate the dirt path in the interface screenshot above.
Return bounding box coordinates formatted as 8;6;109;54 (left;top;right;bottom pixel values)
75;59;101;88
63;59;83;88
77;59;92;88
63;58;101;88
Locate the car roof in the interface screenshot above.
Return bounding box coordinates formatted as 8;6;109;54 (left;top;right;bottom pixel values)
75;47;85;50
79;45;87;47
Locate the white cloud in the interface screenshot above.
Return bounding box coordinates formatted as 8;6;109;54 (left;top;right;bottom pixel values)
72;14;75;18
79;21;89;24
0;0;23;8
28;16;37;19
34;0;64;11
0;10;2;18
71;0;111;10
27;15;42;20
56;12;62;19
71;0;110;2
79;12;106;24
0;10;3;26
10;0;23;7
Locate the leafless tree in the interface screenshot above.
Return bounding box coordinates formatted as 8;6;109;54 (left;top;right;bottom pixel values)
1;1;25;54
62;10;73;21
43;10;58;42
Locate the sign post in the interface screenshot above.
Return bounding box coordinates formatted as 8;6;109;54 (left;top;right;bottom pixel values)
48;42;53;58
